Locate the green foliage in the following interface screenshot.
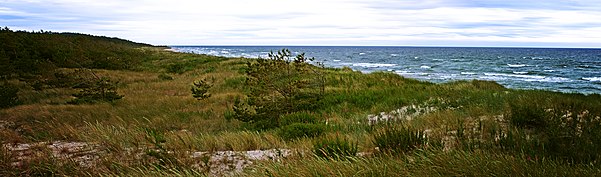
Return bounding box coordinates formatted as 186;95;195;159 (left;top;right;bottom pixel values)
164;55;221;74
144;128;180;167
278;123;326;141
373;126;428;154
232;96;254;123
499;95;601;163
233;49;324;129
191;78;212;100
313;136;358;160
223;76;245;89
0;27;152;80
0;82;20;108
158;73;173;80
280;112;319;126
494;128;546;158
69;77;123;104
166;63;187;74
470;80;506;90
544;102;601;163
507;98;549;129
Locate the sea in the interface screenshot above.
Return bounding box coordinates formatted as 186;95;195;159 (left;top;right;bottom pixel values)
171;46;601;94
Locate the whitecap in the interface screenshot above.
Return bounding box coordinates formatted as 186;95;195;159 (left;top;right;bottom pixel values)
507;64;526;68
414;57;420;59
395;71;429;76
352;63;396;68
530;77;572;83
359;53;366;55
484;73;545;79
479;76;507;81
333;60;341;62
582;77;601;82
420;65;431;69
484;73;571;83
461;72;476;75
544;70;555;72
513;71;528;74
390;54;399;57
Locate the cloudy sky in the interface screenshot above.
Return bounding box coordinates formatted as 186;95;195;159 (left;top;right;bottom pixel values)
1;0;601;47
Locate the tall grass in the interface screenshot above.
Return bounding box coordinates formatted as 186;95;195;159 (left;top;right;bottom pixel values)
3;48;601;176
246;150;601;177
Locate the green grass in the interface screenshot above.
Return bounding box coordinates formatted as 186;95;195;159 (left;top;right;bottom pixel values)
2;47;601;176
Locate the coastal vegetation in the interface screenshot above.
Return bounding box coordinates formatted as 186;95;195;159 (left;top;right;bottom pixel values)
1;28;601;176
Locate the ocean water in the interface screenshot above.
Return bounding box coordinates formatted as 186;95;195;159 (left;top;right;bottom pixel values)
171;46;601;94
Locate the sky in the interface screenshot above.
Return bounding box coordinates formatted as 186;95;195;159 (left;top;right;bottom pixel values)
1;0;601;47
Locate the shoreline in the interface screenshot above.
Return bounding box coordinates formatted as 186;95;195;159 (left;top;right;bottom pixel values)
168;46;601;95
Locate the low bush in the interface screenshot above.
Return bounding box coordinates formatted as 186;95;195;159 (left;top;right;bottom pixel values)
544;103;601;163
280;112;319;126
166;63;187;74
191;78;212;100
232;49;324;130
313;136;357;160
507;102;549;129
501;98;601;163
278;123;325;141
69;77;123;104
0;83;20;108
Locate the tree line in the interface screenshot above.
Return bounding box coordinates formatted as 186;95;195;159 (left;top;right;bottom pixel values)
0;27;153;80
0;27;154;108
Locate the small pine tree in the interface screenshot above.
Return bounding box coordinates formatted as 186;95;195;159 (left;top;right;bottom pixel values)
233;49;324;129
0;83;20;108
70;77;123;104
191;78;212;100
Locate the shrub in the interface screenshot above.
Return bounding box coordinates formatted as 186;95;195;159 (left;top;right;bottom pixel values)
313;136;357;160
69;77;123;104
166;63;186;74
500;98;601;163
191;78;212;100
373;126;428;154
544;103;601;163
278;123;325;141
280;112;319;126
507;103;549;129
233;49;324;129
494;128;545;158
143;128;180;166
158;73;173;80
249;119;280;131
0;83;20;108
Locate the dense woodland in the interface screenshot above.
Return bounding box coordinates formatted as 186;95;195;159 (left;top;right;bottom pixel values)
0;28;158;107
0;27;153;79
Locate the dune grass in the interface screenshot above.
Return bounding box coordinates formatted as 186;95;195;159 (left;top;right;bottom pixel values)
2;47;601;176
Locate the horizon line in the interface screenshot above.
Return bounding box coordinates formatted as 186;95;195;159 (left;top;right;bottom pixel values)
166;45;601;49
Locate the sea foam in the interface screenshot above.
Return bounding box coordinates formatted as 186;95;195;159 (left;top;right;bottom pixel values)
352;63;396;68
583;77;601;82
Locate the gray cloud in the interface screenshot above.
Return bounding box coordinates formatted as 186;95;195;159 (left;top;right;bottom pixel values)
1;0;601;47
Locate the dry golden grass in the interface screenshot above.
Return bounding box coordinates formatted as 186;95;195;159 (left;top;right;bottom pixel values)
0;50;249;146
3;48;601;176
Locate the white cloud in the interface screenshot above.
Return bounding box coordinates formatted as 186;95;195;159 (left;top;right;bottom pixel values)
1;0;601;47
